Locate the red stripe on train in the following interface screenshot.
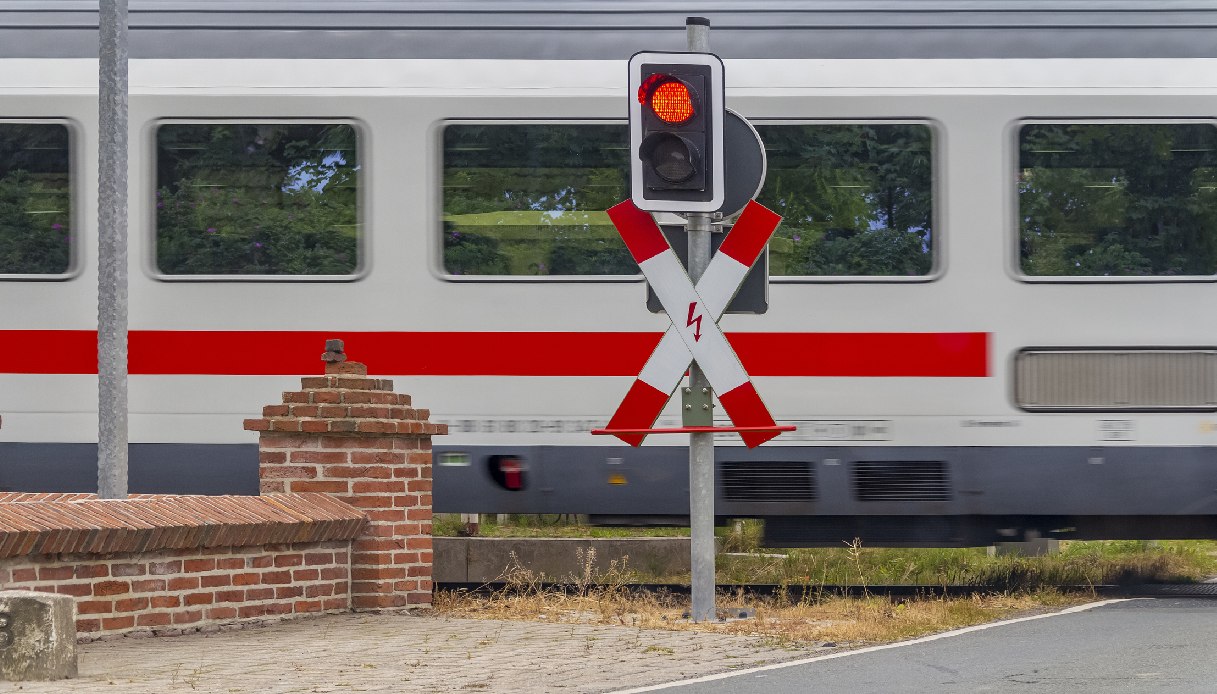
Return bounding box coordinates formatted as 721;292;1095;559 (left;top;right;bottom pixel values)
0;330;988;377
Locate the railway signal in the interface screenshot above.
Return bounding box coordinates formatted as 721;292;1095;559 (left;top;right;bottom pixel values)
628;52;724;212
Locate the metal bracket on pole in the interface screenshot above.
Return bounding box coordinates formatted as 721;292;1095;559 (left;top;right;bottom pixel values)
682;387;714;427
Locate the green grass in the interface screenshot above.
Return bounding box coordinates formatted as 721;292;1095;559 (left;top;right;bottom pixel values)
716;540;1217;588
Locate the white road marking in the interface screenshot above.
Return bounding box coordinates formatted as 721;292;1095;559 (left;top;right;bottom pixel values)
606;598;1138;694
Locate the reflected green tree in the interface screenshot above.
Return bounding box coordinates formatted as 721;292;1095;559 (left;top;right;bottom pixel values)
0;124;71;274
443;124;632;276
1020;123;1217;276
755;124;934;276
156;124;359;275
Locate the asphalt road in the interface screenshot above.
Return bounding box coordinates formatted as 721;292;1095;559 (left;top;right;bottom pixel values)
616;598;1217;694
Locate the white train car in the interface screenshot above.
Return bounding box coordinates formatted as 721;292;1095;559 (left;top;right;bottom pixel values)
1;1;1216;545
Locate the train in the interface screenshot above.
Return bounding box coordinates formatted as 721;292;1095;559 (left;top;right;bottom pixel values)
2;1;1217;547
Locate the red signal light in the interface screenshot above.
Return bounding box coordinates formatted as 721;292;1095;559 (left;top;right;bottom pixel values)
639;74;695;125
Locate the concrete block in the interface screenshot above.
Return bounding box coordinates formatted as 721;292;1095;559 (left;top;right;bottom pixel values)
987;539;1061;557
0;591;77;681
435;537;702;583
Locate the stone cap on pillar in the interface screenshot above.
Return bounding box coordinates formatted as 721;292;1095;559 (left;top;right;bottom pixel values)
243;339;447;438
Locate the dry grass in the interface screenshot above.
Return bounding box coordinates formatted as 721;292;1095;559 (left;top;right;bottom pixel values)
431;550;1087;647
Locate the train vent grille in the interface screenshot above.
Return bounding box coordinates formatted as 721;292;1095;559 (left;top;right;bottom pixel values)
853;461;951;502
1015;349;1217;411
721;461;816;502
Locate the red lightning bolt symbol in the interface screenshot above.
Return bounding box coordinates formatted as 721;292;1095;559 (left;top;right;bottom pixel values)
686;302;703;342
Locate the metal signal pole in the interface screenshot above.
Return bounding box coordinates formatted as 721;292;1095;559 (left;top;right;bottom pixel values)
97;0;129;499
685;15;716;623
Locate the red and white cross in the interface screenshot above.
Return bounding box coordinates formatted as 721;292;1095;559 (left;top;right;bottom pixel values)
604;199;783;448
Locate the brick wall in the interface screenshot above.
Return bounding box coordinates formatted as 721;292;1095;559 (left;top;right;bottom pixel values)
3;541;351;638
244;352;444;609
0;341;442;638
0;494;363;639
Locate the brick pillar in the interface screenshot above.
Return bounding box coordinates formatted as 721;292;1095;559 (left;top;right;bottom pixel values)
243;341;445;610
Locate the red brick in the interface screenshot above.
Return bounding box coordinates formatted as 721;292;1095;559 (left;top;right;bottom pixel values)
102;615;136;631
149;561;182;575
323;465;394;479
12;568;35;582
214;590;245;603
244;587;274;601
185;592;214;606
136;613;172;627
238;604;269;619
275;586;304;599
38;566;74;581
262;465;319;480
320;567;349;580
167;577;200;591
150;595;181;609
115;597;149;612
93;581;130;597
291;450;347;466
300;420;329;433
406;508;432;521
352;594;406;609
406;479;433;492
206;607;238;621
303;552;334;566
56;583;93;597
173;610;204;625
201;574;231;588
261;570;292;585
322;597;349;611
76;619;101;633
406;537;432;550
321;436;396;450
217;558;244;570
132;579;166;592
290;405;320;417
111;563;145;577
294;599;323;613
352;567;405;581
232;573;261;587
304;583;335;598
289;481;349;494
261;481;286;493
283;391;310;404
353;481;406;494
244;419;270;431
355;538;405;552
346;496;393;509
259;450;288;464
78;600;113;615
264;602;293;616
406;592;431;605
260;434;318;449
248;556;274;569
292;569;321;582
263;404;290;417
406;565;430;577
75;564;109;579
274;554;304;568
270;419;302;432
183;559;216;573
311;391;341;404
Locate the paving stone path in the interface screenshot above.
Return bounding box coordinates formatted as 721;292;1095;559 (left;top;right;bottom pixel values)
6;613;820;693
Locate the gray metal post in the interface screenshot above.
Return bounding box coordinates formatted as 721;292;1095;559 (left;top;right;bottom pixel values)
97;0;129;499
685;15;715;623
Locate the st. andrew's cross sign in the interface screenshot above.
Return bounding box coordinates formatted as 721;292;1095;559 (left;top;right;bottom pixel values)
593;199;793;448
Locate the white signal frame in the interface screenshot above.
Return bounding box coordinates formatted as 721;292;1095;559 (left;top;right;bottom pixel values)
628;51;725;213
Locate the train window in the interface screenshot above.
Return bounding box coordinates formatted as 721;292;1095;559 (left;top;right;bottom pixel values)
0;122;72;278
1019;121;1217;278
154;121;360;278
441;122;635;278
753;122;935;278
